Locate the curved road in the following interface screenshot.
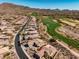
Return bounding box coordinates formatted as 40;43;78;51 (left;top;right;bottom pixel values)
15;17;31;59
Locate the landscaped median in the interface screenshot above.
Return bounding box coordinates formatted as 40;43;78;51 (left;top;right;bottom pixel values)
42;16;79;49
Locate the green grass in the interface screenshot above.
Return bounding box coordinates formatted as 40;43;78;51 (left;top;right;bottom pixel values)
42;16;79;49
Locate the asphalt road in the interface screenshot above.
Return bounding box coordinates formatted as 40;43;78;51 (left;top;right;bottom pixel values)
15;17;31;59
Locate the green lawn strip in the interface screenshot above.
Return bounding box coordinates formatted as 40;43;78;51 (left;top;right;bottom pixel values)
42;17;79;49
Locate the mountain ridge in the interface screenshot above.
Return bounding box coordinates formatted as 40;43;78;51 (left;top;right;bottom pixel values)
0;3;79;19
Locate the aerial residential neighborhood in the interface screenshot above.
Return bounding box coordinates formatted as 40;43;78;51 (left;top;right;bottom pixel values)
0;0;79;59
0;14;28;59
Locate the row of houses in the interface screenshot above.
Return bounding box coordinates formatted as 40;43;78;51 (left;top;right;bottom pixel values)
20;16;57;59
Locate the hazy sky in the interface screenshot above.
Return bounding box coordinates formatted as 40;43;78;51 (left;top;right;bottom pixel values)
0;0;79;10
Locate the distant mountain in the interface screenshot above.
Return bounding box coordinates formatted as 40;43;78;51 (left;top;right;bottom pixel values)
0;3;30;15
0;3;79;19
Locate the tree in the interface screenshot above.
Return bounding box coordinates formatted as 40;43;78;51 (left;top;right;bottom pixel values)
31;12;39;16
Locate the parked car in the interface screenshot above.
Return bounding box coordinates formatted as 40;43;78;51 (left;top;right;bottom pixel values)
18;41;20;46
